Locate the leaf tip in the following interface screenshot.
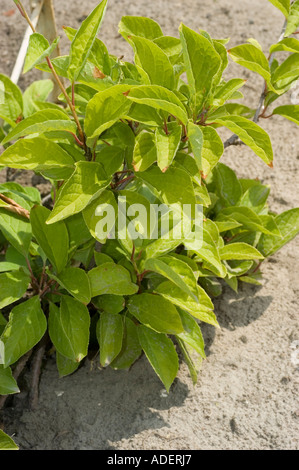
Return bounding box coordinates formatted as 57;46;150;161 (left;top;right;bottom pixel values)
268;161;274;169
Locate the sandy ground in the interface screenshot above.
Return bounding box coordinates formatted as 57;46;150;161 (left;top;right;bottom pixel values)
0;0;298;450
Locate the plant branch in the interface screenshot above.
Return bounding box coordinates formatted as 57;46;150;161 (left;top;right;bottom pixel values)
0;193;30;219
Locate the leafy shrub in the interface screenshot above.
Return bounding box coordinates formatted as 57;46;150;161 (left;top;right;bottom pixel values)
1;1;299;445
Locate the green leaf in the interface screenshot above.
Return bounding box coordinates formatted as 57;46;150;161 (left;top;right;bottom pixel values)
48;296;90;362
179;24;221;109
88;263;138;296
155;281;218;327
0;430;18;450
155;122;181;172
0;137;75;177
285;0;299;36
220;243;264;260
270;38;299;54
176;309;206;358
268;0;290;17
119;16;163;41
0;270;30;309
126;85;188;125
93;294;125;314
217;206;280;236
213;78;246;106
23;33;59;74
94;252;114;266
128;293;183;334
137;325;178;392
185;229;226;278
0;366;20;395
133;131;157;172
1;109;73;145
111;317;142;370
47;162;110;224
238;184;270;212
130;36;175;89
22;79;54;118
272;53;299;91
177;338;202;385
49;267;91;304
187;122;203;171
0;74;23;126
144;256;198;300
84;85;132;139
0;193;32;256
1;296;47;367
213;115;273;165
213;163;242;206
228;44;273;85
68;0;108;81
83;190;118;243
56;352;79;377
30;206;69;274
272;105;299;125
257;208;299;256
97;312;124;367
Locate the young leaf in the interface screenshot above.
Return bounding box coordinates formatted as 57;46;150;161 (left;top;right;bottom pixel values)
285;0;299;36
0;430;19;450
97;312;124;367
68;0;108;81
213;115;273;165
257;208;299;256
268;0;290;18
155;122;181;172
272;105;299;125
84;85;132;139
1;296;47;367
128;293;184;334
110;317;142;370
270;38;299;54
49;267;91;304
220;243;264;260
23;33;59;74
47;162;110;224
179;24;221;109
48;296;90;362
1;109;74;145
88;263;139;296
137;325;179;392
126;85;188;125
0;270;30;310
0;74;23;126
119;16;163;41
30;206;69;274
0;366;20;395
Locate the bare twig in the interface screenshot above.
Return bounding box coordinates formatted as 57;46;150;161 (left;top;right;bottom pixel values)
0;193;30;219
29;336;48;410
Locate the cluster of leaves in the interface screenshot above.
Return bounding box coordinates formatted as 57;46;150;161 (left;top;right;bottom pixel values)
1;1;299;447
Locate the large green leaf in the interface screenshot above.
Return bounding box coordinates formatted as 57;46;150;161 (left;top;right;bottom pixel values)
83;190;118;243
88;263;138;296
0;430;18;450
128;293;183;334
272;53;299;91
272;105;299;125
1;109;74;145
285;0;299;36
137;325;178;392
0;296;47;367
179;24;221;109
49;267;91;304
0;270;30;310
213;115;273;165
155;122;181;172
0;74;23;126
119;16;163;41
110;317;142;370
30;206;69;274
68;0;108;81
48;296;90;362
228;44;272;85
93;294;125;314
133;131;157;172
23;33;59;74
84;85;132;138
0;365;20;395
155;281;218;327
126;85;188;125
238;184;270;212
47;162;110;224
0;138;75;177
97;312;124;367
213;163;242;206
257;208;299;256
220;243;264;260
130;36;175;89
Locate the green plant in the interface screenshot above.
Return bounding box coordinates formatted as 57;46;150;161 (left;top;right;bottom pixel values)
1;0;299;446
